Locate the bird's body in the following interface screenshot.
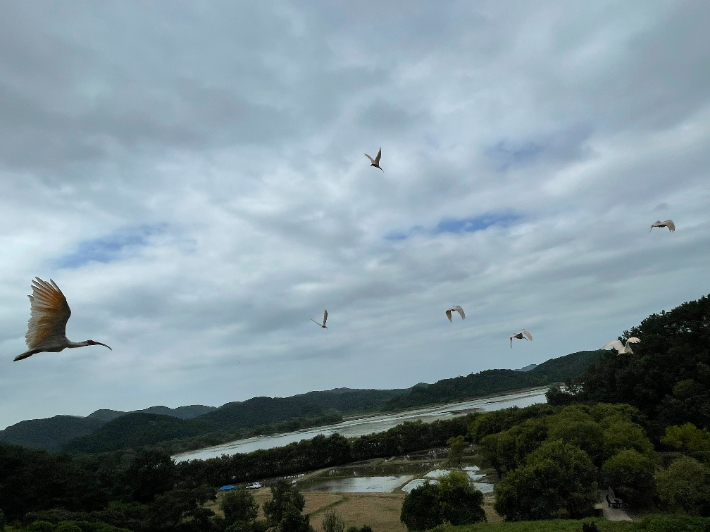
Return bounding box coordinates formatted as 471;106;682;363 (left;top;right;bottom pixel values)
650;219;675;232
510;329;533;348
364;148;383;172
602;336;640;355
445;306;465;322
311;309;328;328
14;278;112;361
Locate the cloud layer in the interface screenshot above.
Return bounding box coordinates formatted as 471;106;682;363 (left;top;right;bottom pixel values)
1;1;709;428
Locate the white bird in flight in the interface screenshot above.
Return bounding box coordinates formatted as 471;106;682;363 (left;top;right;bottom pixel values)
445;306;465;322
364;148;383;172
311;310;328;328
510;329;533;348
14;278;112;362
602;337;640;355
650;220;675;232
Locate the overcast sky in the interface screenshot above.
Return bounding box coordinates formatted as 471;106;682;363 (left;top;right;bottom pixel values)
1;1;709;429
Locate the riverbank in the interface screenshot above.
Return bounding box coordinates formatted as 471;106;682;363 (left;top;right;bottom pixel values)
174;385;550;462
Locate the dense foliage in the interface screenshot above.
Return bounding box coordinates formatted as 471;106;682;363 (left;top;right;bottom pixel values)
0;411;475;529
400;471;485;531
551;294;710;434
385;350;603;410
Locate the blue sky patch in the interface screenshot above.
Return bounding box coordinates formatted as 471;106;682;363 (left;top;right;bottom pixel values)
386;214;520;241
57;224;167;268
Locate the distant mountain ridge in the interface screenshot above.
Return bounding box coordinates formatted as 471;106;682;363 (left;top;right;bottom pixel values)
0;352;601;453
383;350;604;410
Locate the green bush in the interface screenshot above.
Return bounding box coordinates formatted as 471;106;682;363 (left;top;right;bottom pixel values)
55;522;82;532
637;514;710;532
29;522;55;532
602;449;656;505
655;455;710;516
400;482;442;531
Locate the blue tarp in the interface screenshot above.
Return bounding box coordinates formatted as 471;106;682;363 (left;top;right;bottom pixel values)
218;485;236;491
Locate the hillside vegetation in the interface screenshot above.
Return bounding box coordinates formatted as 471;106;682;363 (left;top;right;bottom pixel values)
385;350;603;410
553;293;710;434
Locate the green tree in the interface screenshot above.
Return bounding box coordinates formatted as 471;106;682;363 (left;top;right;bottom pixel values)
602;422;654;461
28;522;55;532
221;489;258;527
446;435;466;466
400;482;442;531
263;480;307;529
662;423;710;454
602;449;656;506
547;414;604;465
55;523;82;532
478;433;504;478
494;440;597;520
656;456;710;516
0;509;5;532
277;504;312;532
124;449;176;503
322;510;345;532
438;470;486;525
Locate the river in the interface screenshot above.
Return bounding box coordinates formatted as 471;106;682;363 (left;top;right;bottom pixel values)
173;386;549;462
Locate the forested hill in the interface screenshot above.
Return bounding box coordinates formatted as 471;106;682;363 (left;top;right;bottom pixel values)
0;404;217;451
0;415;105;452
555;293;710;434
383;350;604;410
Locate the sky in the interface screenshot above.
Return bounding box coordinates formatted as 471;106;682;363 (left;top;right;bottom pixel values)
1;1;709;429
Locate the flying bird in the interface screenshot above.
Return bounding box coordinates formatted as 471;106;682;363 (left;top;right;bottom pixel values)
650;220;675;232
510;329;533;348
364;148;383;172
14;278;112;362
311;310;328;328
445;306;465;322
602;337;640;355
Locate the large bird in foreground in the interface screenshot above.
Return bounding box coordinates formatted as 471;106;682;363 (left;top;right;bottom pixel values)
445;306;465;322
14;278;112;361
510;329;533;348
650;219;675;232
602;337;640;355
311;310;328;328
364;148;383;172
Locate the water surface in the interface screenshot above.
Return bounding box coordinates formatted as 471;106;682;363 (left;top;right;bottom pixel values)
174;386;548;462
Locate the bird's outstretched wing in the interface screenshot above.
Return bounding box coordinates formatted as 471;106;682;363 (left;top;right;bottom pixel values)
25;278;71;350
522;329;532;341
323;310;328;326
602;340;623;353
311;319;322;327
627;337;641;344
650;220;661;232
663;220;675;232
510;336;514;348
365;153;376;164
449;306;465;319
374;148;381;164
445;309;453;322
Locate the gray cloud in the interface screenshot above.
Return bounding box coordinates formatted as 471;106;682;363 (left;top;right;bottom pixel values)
0;1;709;427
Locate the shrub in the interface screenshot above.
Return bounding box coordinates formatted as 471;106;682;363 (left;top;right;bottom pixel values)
602;449;656;506
400;482;442;531
655;455;710;516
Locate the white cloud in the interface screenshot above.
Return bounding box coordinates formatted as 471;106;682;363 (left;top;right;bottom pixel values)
0;1;709;427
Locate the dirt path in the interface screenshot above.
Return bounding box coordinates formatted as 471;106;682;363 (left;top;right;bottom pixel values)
599;490;632;522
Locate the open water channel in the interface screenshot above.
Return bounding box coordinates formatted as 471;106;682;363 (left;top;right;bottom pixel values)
173;386;549;462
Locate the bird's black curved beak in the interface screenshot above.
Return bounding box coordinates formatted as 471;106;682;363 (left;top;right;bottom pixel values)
94;341;112;350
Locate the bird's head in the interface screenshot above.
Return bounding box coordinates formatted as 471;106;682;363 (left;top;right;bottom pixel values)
88;340;112;350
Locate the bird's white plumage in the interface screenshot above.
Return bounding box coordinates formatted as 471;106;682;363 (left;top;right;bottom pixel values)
25;278;71;350
364;148;383;171
650;219;675;232
510;329;533;348
602;337;640;354
445;305;465;322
